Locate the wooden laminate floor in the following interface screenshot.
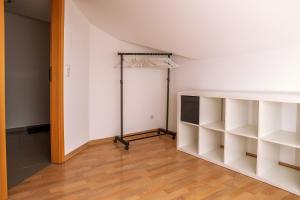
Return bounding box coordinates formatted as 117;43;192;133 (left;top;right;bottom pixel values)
8;136;300;200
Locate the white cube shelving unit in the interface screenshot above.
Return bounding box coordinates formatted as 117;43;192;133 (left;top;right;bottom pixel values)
177;90;300;196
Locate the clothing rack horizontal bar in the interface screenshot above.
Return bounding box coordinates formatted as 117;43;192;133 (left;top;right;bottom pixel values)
127;134;166;142
118;52;172;56
123;130;159;138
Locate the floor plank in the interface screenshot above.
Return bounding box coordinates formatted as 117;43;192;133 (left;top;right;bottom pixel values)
8;136;300;200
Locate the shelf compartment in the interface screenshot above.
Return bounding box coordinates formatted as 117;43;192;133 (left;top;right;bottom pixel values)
225;134;257;175
200;97;225;131
260;102;300;148
258;141;300;191
177;122;199;155
201;121;224;132
199;127;224;163
227;99;259;138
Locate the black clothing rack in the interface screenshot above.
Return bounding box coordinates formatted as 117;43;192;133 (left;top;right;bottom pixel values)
114;52;176;150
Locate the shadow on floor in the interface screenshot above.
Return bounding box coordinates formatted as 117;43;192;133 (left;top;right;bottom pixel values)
6;130;50;188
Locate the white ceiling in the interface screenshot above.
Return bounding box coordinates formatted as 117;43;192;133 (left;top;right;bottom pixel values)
5;0;50;22
74;0;300;59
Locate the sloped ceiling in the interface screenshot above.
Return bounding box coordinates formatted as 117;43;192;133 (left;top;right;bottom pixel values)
5;0;50;22
74;0;300;59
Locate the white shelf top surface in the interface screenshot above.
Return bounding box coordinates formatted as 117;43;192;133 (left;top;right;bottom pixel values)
201;148;224;163
201;121;225;132
261;130;300;149
178;90;300;103
228;156;256;175
179;143;198;155
261;164;300;191
228;125;258;139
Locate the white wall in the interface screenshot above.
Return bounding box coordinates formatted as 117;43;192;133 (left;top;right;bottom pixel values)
89;25;167;140
65;1;168;153
5;12;50;129
67;1;300;149
169;46;300;131
64;0;90;154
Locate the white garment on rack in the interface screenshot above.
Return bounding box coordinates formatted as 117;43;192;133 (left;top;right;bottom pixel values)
117;56;179;69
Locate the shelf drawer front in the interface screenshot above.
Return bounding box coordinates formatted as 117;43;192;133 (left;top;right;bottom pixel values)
181;96;199;125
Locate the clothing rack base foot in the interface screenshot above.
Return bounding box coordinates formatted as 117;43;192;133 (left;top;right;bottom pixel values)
114;136;130;150
160;128;176;140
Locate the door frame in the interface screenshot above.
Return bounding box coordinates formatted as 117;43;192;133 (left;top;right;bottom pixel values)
50;0;65;164
0;0;65;199
0;0;7;199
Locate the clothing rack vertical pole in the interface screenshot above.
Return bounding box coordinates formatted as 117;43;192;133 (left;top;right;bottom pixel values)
164;55;175;139
120;54;124;138
114;54;129;150
166;56;170;135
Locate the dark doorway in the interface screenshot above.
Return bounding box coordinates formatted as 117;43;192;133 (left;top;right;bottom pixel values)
4;0;51;188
